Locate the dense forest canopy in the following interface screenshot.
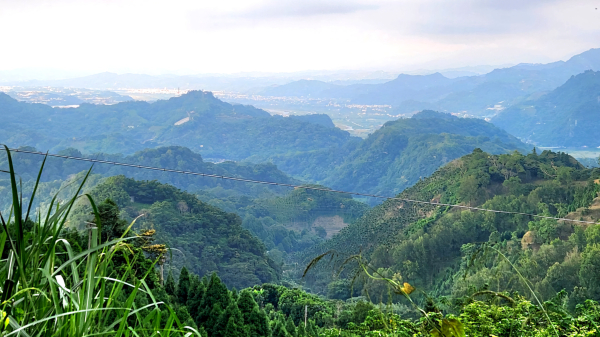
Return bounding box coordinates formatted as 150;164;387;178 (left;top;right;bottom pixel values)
297;149;600;309
0;90;353;159
268;111;528;197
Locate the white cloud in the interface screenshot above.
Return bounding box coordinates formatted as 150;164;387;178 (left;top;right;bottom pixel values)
0;0;598;75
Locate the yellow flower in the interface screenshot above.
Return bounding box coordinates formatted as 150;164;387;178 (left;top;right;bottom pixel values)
1;311;8;329
400;282;415;295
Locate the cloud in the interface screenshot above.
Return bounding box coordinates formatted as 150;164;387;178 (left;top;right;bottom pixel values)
239;0;378;18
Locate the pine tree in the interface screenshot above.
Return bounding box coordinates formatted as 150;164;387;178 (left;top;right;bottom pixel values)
165;270;176;296
215;299;242;337
205;303;224;337
237;290;258;324
224;313;249;337
197;273;231;333
187;279;206;322
285;316;297;337
177;266;191;304
246;308;271;337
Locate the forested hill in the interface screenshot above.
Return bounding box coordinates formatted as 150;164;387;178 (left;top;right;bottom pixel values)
0;90;353;159
269;111;527;197
70;176;281;289
0;145;296;199
298;149;600;309
492;70;600;147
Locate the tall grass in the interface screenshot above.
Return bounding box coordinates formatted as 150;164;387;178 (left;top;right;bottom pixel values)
0;146;200;336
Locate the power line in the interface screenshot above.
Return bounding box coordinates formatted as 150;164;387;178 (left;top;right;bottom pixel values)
2;147;599;225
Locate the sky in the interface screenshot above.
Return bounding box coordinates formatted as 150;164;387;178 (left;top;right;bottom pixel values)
0;0;599;76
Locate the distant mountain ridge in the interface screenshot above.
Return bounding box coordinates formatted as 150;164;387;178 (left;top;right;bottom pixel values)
0;90;353;159
492;70;600;147
259;48;600;116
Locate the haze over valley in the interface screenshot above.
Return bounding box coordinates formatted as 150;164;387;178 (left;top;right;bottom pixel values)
1;1;600;336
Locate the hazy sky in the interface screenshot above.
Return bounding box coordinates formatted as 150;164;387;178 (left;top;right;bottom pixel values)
1;0;599;75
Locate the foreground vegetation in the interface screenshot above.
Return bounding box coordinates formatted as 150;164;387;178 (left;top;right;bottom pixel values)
2;146;600;336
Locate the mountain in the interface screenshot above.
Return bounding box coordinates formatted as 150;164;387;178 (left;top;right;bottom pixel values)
492;70;600;147
70;176;281;289
0;145;296;197
257;48;600;117
0;90;354;159
268;111;527;197
297;149;600;305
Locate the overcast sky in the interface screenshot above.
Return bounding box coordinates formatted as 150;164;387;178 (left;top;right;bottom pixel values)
0;0;599;75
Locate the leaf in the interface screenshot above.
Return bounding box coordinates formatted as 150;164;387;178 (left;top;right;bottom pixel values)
430;318;465;337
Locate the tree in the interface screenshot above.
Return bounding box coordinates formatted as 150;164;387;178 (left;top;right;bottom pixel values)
216;300;244;337
580;244;600;300
272;320;290;337
187;278;206;321
96;199;128;242
237;290;258;324
285;316;297;337
246;308;271;337
197;273;231;332
225;316;249;337
177;266;191;304
165;271;176;296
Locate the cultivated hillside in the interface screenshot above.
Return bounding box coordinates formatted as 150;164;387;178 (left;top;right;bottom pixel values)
297;149;600;308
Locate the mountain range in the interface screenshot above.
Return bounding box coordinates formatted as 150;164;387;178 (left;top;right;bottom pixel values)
260;48;600;117
492;70;600;148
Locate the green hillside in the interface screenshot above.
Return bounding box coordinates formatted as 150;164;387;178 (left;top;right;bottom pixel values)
269;111;527;197
297;149;600;310
69;175;281;289
492;70;600;147
0;90;353;160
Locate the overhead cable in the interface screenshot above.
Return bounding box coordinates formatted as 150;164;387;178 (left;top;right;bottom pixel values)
2;147;599;225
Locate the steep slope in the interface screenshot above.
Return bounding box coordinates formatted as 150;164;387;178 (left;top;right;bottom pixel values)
71;176;281;289
298;149;600;304
0;90;354;159
492;70;600;147
269;111;527;197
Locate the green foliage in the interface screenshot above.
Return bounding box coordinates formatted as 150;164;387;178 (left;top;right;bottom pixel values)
270;110;526;197
0;147;198;336
0;91;352;160
178;266;191;304
75;176;281;289
165;270;176;296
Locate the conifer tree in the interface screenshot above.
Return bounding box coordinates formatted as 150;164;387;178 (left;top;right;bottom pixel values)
223;305;249;337
237;290;258;324
285;316;297;337
197;273;231;333
215;299;243;337
187;279;206;322
177;266;191;304
205;303;224;337
165;270;176;296
246;308;271;337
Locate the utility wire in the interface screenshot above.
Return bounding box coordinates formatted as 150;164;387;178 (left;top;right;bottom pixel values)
2;147;599;225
